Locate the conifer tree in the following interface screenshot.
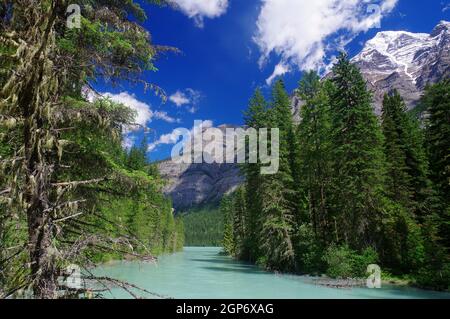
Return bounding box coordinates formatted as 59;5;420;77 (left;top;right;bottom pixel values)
257;80;296;271
242;88;267;262
0;0;176;298
381;90;432;221
329;53;386;250
296;72;333;244
221;195;236;256
232;187;248;259
423;79;450;247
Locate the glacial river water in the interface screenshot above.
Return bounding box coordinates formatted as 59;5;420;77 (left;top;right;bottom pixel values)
94;247;450;299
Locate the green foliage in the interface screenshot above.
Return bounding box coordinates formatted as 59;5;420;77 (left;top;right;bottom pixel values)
222;54;449;290
241;88;267;261
323;245;378;279
295;224;325;274
296;72;334;244
352;247;379;278
255;81;297;271
221;196;236;256
381;202;425;273
415;214;450;291
329;53;386;249
323;245;355;278
381;91;432;221
0;1;182;298
181;206;223;247
424;79;450;247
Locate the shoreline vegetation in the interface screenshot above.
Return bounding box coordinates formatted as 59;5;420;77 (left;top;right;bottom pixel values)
220;59;450;293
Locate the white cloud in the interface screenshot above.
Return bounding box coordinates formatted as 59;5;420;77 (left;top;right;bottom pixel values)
168;88;202;113
170;0;229;27
254;0;398;77
82;89;180;149
266;62;290;85
169;91;190;107
103;92;153;128
443;2;450;12
148;120;213;152
153;111;180;123
99;92;180;128
122;135;135;150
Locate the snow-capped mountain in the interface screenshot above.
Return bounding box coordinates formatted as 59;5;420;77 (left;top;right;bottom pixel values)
352;20;450;113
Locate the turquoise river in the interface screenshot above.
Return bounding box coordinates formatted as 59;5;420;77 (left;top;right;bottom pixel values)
94;247;450;299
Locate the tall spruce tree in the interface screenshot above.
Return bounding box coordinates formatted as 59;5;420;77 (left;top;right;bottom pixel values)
329;53;386;250
257;80;296;271
424;79;450;248
242;88;268;262
296;72;334;244
221;195;236;256
232;187;248;259
381;90;432;221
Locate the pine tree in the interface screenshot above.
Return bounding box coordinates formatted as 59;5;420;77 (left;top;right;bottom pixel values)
232;187;248;259
296;72;334;244
222;195;236;256
257;80;296;271
127;134;148;171
329;53;386;250
381;90;432;221
241;88;267;262
272;80;301;196
424;79;450;248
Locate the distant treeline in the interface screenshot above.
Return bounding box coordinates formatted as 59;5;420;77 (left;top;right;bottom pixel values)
222;54;450;291
181;206;224;247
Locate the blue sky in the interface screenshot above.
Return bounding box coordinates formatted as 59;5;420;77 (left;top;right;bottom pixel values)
93;0;449;162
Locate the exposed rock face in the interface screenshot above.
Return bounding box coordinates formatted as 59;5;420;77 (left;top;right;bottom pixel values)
160;21;450;210
351;20;450;114
157;125;245;211
158;161;243;211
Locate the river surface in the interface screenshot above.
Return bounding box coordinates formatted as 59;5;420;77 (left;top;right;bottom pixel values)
94;247;450;299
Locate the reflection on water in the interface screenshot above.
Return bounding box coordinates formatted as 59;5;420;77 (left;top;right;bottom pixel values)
93;247;450;299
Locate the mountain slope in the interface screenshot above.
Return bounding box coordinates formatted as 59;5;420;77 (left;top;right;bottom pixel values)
158;125;244;211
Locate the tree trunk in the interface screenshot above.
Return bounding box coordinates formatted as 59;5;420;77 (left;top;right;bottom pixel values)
19;3;60;298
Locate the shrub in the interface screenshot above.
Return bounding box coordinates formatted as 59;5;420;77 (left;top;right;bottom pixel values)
323;245;355;278
295;224;326;274
352;247;379;278
323;245;379;279
416;262;450;291
381;203;425;273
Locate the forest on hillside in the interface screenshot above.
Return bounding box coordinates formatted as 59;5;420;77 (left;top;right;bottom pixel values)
181;206;224;247
222;55;450;291
0;1;183;299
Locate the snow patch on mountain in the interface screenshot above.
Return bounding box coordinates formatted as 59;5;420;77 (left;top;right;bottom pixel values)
351;20;450;113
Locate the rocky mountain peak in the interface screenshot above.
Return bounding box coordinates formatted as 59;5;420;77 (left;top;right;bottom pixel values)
350;20;450;113
431;20;450;37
